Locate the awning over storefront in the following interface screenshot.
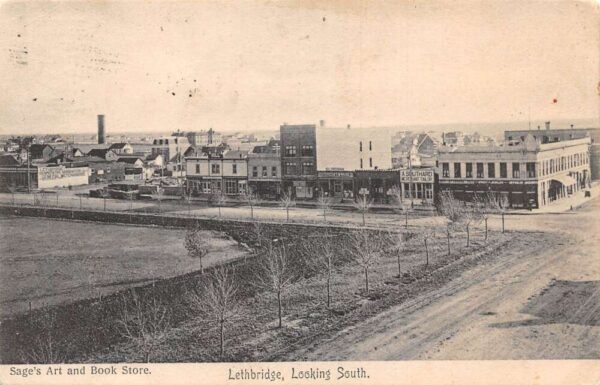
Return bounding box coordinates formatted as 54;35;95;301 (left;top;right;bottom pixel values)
552;174;577;186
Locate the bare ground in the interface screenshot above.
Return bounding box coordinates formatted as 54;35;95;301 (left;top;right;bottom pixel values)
283;198;600;360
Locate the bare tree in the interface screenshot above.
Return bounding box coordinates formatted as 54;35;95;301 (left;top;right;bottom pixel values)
279;192;296;222
390;185;411;228
188;266;242;360
250;221;265;248
420;228;435;268
20;307;69;364
185;225;209;274
242;191;260;220
211;192;228;219
317;191;332;222
348;228;384;293
156;186;164;213
254;241;295;328
386;229;405;278
438;191;464;255
461;201;482;247
488;193;509;233
306;231;339;308
475;193;494;242
116;290;171;363
353;194;372;226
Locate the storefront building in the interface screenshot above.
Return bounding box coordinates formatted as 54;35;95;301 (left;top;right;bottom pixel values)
399;167;435;204
280;124;317;199
353;170;400;204
317;170;355;201
437;135;591;208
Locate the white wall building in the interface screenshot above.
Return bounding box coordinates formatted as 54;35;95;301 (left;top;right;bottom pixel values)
316;125;392;171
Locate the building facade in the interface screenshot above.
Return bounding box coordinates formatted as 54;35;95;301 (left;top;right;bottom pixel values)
354;170;400;204
151;136;191;162
504;127;600;180
247;145;281;199
437;135;591;208
185;150;248;196
399;167;436;204
316;125;392;171
280;124;317;199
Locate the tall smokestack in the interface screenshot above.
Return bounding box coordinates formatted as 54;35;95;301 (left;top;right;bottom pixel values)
97;114;105;144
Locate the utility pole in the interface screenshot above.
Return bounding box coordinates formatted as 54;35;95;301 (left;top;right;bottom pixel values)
27;146;31;193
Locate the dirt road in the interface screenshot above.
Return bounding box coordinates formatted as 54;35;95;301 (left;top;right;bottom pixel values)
288;198;600;360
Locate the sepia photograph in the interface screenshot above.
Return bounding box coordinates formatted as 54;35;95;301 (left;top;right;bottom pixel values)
0;0;599;384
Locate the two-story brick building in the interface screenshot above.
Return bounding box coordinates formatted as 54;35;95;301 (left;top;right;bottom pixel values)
437;135;591;208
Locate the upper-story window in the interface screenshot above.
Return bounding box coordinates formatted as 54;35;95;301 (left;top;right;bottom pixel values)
359;141;362;152
454;162;461;178
271;166;277;177
526;162;536;178
262;166;267;177
252;166;258;177
211;164;220;174
500;162;507;178
465;163;473;178
442;163;449;177
232;164;237;174
285;162;297;175
512;163;520;178
476;163;484;178
369;158;373;167
369;141;372;151
301;145;314;156
285;145;296;156
488;162;495;178
165;139;169;145
302;162;314;175
196;164;200;174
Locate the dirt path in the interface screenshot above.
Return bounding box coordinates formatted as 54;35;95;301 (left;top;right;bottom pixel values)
287;199;600;360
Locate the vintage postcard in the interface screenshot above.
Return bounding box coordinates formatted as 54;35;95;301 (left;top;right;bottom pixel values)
0;0;599;384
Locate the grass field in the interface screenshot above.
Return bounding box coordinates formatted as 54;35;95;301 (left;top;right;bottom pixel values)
0;216;249;317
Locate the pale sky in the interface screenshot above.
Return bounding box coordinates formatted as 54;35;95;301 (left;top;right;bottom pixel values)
0;0;598;135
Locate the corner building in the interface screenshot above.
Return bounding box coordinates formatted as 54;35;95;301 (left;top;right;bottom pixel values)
437;135;591;208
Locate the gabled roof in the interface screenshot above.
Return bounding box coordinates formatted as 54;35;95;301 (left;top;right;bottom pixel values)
87;148;114;158
223;150;248;159
108;143;130;150
0;154;19;166
146;153;163;161
117;157;144;165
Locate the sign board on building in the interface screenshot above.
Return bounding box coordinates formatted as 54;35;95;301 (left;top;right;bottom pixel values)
318;171;354;179
399;169;434;183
